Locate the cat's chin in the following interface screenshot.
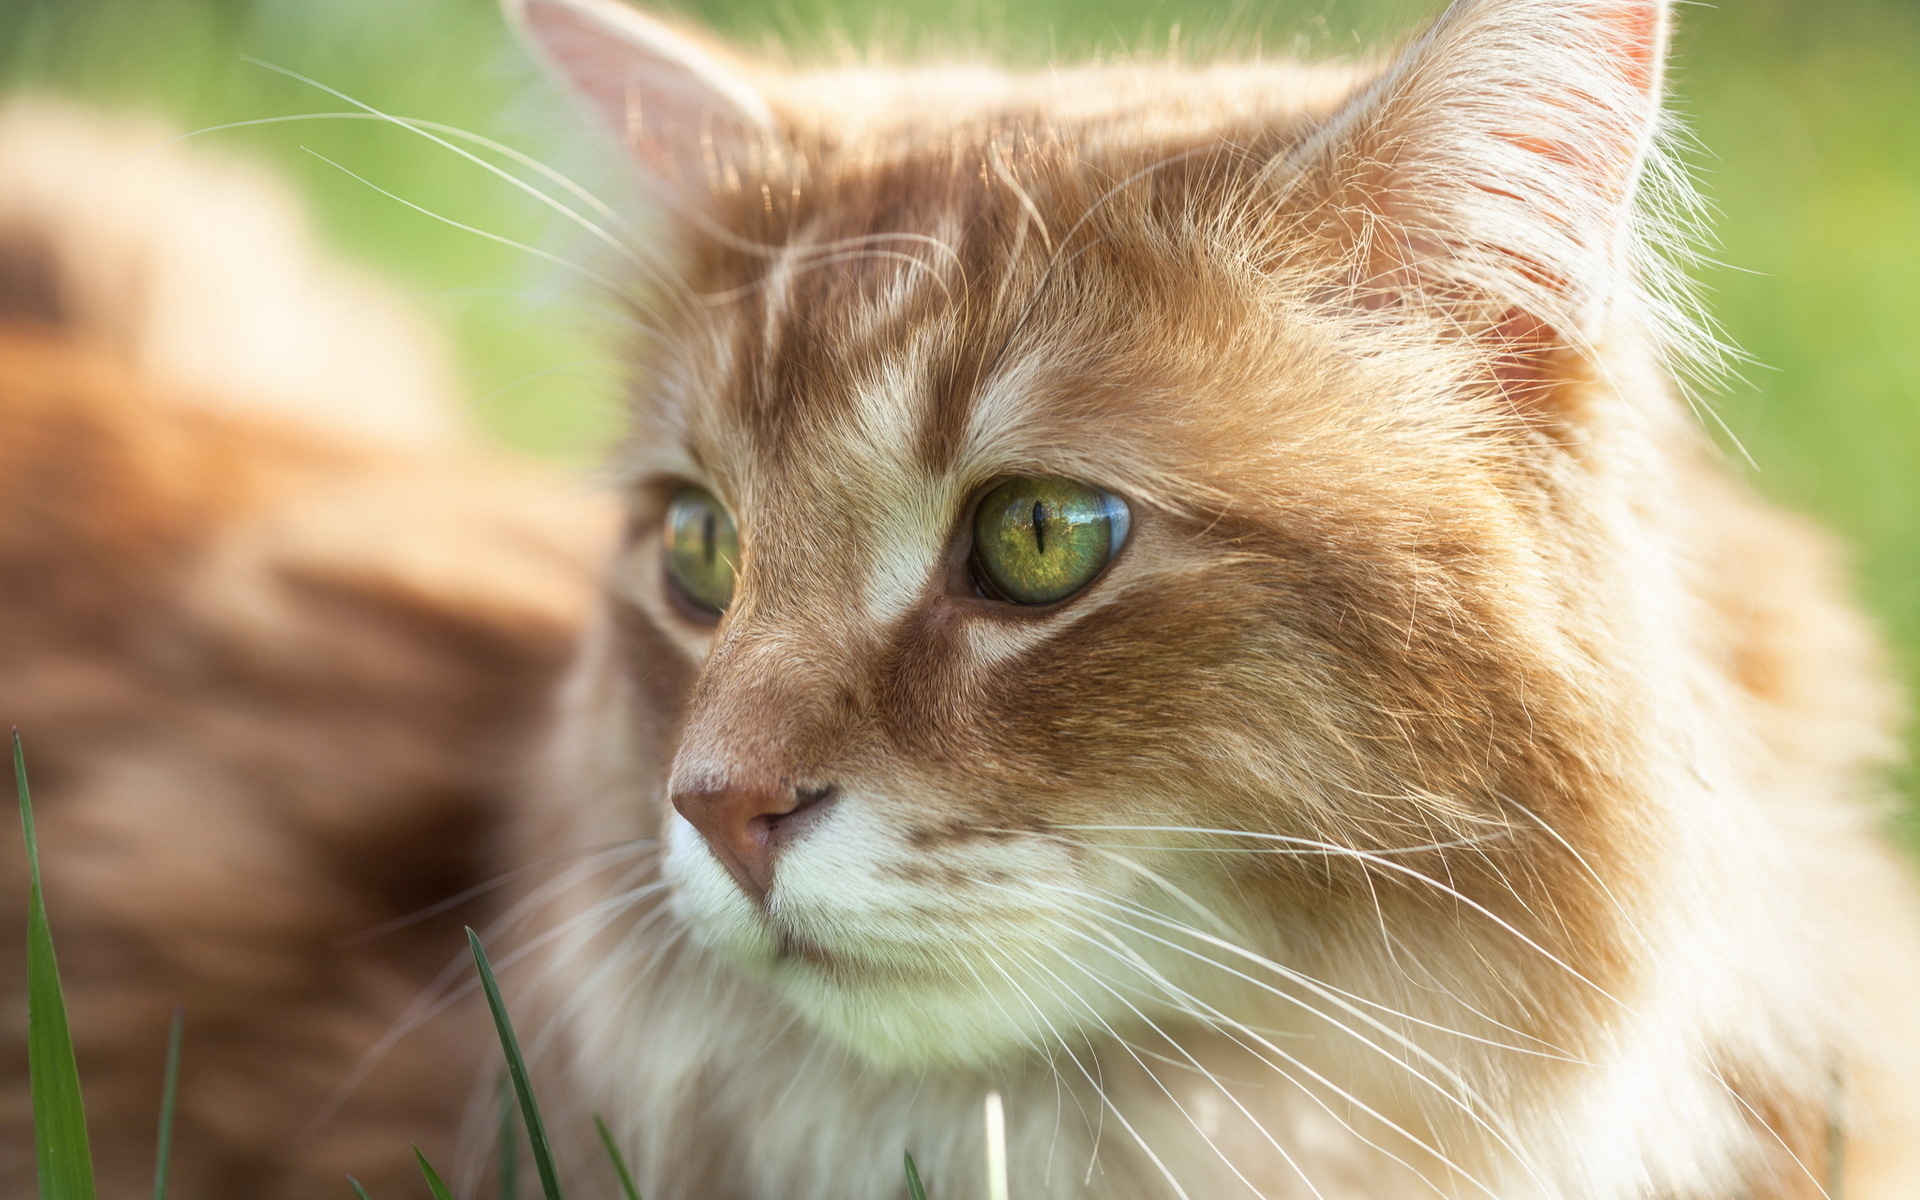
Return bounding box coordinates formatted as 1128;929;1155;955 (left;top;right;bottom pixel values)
765;958;1056;1069
665;841;1106;1069
673;898;1070;1069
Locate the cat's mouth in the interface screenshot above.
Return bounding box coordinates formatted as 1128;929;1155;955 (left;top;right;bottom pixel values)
772;924;837;969
765;920;946;984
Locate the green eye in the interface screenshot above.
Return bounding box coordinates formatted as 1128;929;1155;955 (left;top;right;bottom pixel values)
664;486;739;614
970;476;1130;606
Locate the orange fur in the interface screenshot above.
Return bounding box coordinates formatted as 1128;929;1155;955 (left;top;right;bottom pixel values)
0;0;1916;1195
508;0;1920;1197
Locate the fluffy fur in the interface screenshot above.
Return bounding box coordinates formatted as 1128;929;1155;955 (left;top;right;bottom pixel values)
0;104;613;1196
2;0;1916;1196
506;0;1920;1197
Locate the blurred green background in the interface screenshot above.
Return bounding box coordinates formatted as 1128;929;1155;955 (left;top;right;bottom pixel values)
4;0;1918;825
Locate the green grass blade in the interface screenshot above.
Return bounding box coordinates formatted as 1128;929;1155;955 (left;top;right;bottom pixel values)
499;1073;521;1200
413;1146;455;1200
467;927;566;1200
594;1114;642;1200
15;730;97;1200
904;1151;929;1200
345;1177;373;1200
152;1007;184;1200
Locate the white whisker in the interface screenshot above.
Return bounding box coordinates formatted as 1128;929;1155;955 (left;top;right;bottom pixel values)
299;147;629;294
245;60;645;268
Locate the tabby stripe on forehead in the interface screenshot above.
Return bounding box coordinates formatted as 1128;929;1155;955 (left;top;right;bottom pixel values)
913;353;976;475
854;416;956;626
910;193;1023;474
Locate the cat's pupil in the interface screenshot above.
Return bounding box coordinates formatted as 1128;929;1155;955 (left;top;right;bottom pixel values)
702;510;716;566
1032;501;1047;555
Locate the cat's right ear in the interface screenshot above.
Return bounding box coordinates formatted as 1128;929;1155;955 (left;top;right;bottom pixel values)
1270;0;1676;411
508;0;779;213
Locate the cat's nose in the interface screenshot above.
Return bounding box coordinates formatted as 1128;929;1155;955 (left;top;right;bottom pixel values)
670;779;838;904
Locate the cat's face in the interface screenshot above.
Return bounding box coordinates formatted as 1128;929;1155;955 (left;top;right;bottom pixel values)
523;0;1674;1069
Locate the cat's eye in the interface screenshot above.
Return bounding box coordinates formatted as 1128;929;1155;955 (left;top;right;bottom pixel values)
663;485;739;615
970;477;1130;606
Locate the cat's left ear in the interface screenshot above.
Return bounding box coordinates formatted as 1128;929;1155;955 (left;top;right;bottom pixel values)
508;0;780;214
1280;0;1672;388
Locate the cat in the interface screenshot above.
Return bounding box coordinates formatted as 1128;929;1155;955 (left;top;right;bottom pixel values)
503;0;1920;1197
0;102;613;1196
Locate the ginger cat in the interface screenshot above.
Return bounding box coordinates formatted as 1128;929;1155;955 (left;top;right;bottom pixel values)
3;0;1918;1196
502;0;1920;1197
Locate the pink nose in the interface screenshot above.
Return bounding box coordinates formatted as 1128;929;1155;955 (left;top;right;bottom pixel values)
671;780;837;903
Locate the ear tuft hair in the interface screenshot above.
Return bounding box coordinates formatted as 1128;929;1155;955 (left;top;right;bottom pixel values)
509;0;777;212
1280;0;1705;373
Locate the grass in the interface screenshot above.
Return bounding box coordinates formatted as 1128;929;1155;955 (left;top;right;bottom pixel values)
468;928;569;1200
15;731;96;1200
152;1010;184;1200
413;1149;459;1200
595;1116;644;1200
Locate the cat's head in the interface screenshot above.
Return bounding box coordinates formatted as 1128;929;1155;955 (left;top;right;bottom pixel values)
519;0;1689;1069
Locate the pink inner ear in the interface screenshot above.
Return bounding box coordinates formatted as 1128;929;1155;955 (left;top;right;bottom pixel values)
1595;1;1663;98
517;0;774;208
522;0;633;138
1486;1;1666;207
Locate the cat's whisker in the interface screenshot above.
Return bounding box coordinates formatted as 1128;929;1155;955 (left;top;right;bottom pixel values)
156;103;704;325
1028;822;1514;858
520;893;676;1071
244;60;648;270
973;947;1196;1200
1073;842;1575;1061
987;871;1508;1092
952;937;1102;1175
1051;894;1565;1200
307;851;662;1138
1075;846;1240;941
1040;874;1571;1086
789;230;967;276
351;846;656;1050
337;836;659;948
466;842;666;993
198;92;702;321
1005;940;1326;1200
1027;822;1622;1010
465;359;628;413
1494;791;1658;955
1371;924;1577;1059
999;874;1558;1189
994;825;1545;1052
299;147;630;294
1028;897;1507;1191
141;110;638;239
1713;1071;1839;1200
675;201;967;274
1040;907;1497;1200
